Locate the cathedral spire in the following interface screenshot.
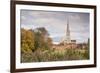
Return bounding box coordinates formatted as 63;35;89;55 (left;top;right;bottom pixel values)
61;16;71;45
66;16;71;43
66;17;69;36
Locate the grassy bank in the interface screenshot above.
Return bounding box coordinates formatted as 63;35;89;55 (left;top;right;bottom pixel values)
21;48;89;63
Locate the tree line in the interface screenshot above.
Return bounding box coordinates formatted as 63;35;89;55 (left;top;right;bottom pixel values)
21;27;52;61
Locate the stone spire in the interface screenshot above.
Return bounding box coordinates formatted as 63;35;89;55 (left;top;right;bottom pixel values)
61;17;71;45
62;17;71;45
66;17;71;43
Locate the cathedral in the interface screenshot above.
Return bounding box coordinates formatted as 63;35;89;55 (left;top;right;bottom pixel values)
52;18;77;49
60;18;77;49
52;17;88;50
61;18;76;45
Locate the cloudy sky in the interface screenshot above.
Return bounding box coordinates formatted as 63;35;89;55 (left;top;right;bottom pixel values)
21;9;90;44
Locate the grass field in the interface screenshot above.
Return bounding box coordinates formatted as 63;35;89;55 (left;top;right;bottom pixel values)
21;48;89;63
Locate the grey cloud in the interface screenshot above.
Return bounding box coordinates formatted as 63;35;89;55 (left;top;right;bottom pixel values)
21;10;89;43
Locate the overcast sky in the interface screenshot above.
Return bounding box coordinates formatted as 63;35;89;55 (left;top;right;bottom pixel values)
21;9;90;44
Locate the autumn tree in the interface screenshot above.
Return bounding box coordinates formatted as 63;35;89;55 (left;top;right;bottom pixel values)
21;27;53;62
34;27;52;50
21;29;35;54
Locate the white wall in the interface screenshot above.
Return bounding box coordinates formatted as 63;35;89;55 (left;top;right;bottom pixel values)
0;0;100;73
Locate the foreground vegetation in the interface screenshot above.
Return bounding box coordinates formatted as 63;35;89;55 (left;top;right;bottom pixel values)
21;27;89;63
21;48;89;62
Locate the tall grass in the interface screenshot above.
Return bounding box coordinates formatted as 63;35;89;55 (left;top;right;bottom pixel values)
21;48;89;63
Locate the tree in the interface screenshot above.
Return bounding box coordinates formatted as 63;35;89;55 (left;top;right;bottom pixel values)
21;29;35;54
34;27;52;50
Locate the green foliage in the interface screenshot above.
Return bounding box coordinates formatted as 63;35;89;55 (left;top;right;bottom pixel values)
21;28;89;63
82;50;89;59
21;48;89;62
21;27;53;62
33;27;52;51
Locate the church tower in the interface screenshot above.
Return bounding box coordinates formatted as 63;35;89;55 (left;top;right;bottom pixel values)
63;17;71;45
66;17;71;43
